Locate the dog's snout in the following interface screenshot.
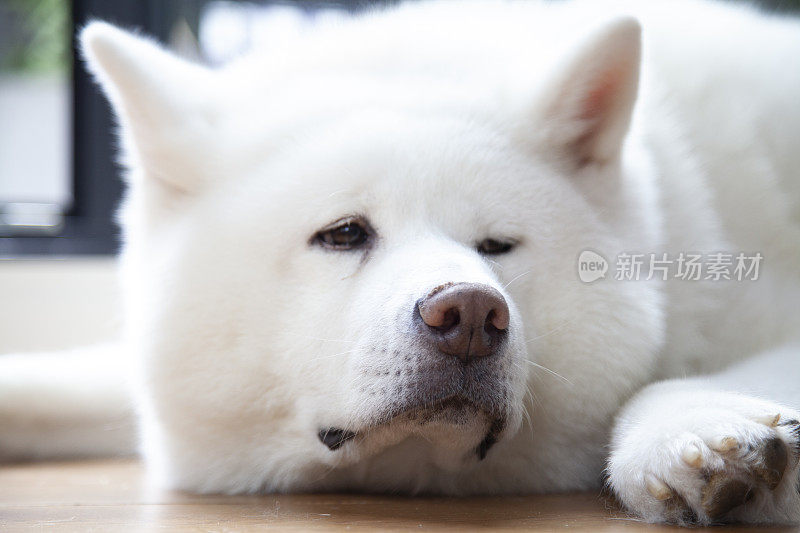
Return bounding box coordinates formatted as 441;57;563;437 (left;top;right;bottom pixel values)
417;282;509;362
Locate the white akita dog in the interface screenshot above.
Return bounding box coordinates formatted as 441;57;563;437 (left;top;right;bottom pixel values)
1;0;799;526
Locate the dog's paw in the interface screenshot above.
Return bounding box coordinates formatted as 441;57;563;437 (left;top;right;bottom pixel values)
609;392;800;525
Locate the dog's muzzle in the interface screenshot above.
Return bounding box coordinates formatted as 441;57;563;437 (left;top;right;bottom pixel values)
319;281;515;459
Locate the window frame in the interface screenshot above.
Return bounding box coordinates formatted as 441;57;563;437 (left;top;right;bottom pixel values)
0;1;168;256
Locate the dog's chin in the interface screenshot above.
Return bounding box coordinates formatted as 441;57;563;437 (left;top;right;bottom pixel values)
320;396;508;470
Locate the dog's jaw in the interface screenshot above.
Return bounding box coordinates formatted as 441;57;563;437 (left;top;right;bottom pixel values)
319;395;509;461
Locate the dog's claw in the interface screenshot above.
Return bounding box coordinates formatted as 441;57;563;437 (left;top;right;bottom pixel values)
682;443;704;468
647;476;673;500
753;413;781;427
710;436;739;453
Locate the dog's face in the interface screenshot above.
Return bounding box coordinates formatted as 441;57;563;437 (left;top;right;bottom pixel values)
212;114;536;466
84;9;664;493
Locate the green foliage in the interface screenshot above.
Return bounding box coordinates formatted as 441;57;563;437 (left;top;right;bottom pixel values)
0;0;69;73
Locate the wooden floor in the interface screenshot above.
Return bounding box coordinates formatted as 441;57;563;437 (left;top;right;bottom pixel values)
0;460;795;532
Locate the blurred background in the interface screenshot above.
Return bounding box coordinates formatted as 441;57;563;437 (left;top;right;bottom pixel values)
0;0;798;353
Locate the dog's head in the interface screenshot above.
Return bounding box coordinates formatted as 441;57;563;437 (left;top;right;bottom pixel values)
82;7;663;493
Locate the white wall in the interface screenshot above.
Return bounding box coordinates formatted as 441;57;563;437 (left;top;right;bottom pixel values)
0;259;120;353
0;75;70;207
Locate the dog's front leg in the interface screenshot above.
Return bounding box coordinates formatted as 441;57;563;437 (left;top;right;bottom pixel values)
607;345;800;525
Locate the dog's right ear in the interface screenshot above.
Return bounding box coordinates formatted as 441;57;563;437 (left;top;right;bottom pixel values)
527;16;641;170
81;22;216;195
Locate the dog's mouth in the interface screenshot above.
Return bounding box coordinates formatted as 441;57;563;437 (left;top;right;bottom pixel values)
318;395;506;460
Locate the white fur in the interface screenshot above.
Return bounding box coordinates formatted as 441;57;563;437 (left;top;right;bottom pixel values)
0;344;135;459
1;0;799;525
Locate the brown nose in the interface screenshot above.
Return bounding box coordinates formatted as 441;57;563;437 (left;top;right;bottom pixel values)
417;282;510;362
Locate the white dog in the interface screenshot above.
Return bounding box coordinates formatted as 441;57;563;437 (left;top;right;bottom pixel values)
2;0;799;526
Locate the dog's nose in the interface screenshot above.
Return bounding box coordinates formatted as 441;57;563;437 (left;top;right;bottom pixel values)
417;282;510;362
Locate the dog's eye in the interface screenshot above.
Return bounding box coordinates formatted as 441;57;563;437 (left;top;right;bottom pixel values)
315;218;371;250
477;238;515;255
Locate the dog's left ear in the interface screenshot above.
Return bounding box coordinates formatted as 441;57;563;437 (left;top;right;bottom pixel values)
80;22;216;194
534;17;641;168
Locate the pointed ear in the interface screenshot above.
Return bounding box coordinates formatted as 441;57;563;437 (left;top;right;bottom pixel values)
534;17;641;168
80;22;216;194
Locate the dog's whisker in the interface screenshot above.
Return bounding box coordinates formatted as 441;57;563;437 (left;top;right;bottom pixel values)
309;348;363;362
486;258;505;274
524;318;577;344
503;269;533;289
523;359;572;385
327;189;350;198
